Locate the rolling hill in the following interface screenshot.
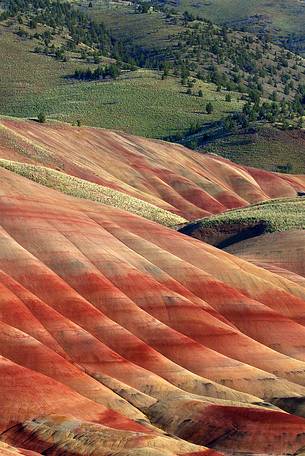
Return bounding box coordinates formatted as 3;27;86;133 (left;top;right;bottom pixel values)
226;229;305;279
0;118;305;221
0;120;305;454
0;0;305;194
1;0;305;451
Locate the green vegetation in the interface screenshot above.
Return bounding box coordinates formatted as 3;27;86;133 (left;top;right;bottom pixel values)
156;13;305;135
203;124;305;174
0;28;88;109
0;28;241;137
90;1;305;102
84;2;182;49
193;198;305;234
168;17;305;100
1;0;118;62
0;159;186;226
73;63;121;81
91;2;305;139
0;0;162;69
0;0;305;147
160;0;305;55
206;102;213;114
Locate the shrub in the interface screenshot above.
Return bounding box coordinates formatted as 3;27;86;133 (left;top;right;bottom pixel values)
37;112;46;123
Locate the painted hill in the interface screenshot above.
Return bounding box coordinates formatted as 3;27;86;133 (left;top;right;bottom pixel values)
1;122;305;454
1;118;305;222
225;229;305;282
0;159;186;227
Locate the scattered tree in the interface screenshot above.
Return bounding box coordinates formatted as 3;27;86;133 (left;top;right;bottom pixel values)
225;93;231;102
206;102;214;114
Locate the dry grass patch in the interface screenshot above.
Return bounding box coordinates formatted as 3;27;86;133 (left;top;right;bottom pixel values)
194;197;305;233
0;159;186;226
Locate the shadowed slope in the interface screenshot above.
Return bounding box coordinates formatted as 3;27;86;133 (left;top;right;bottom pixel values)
0;118;304;221
1;164;305;454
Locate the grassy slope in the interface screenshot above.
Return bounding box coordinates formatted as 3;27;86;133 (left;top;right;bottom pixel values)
89;2;305;100
0;159;186;225
167;0;305;37
191;197;305;234
203;124;305;174
0;26;241;138
88;5;182;49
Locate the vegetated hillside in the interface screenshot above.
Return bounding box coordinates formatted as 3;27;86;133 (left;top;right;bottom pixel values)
89;1;305;138
160;0;305;55
2;150;305;454
85;1;183;50
1;118;305;221
86;0;305;99
0;0;244;138
203;123;305;174
178;196;305;248
1;0;305;143
0;27;240;138
164;15;305;103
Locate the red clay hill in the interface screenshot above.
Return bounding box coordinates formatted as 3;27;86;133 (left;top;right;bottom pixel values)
0;118;304;220
1;119;305;455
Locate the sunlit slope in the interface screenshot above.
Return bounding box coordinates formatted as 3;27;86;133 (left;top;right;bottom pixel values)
1;118;304;221
2;167;305;454
0;159;185;226
226;229;305;282
0;442;41;456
